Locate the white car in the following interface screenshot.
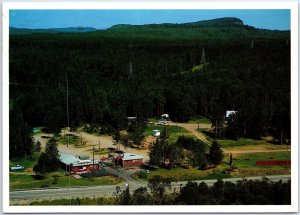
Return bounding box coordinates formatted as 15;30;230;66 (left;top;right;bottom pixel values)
10;165;24;171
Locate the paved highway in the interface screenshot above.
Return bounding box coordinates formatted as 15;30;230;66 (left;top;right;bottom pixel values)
10;175;290;203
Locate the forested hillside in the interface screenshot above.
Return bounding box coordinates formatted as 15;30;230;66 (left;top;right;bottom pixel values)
9;17;290;158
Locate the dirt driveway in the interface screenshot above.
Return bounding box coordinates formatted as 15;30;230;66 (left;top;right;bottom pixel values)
34;131;150;161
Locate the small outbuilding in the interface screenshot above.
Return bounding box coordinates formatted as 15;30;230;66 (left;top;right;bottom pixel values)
114;152;144;167
59;153;100;174
161;114;170;121
226;110;237;118
152;129;160;137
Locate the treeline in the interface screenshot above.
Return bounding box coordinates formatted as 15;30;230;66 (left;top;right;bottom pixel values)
9;23;290;159
30;176;291;205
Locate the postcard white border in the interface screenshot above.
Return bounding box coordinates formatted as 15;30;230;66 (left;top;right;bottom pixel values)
2;1;298;213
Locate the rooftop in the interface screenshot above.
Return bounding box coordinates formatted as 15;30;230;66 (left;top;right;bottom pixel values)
59;153;98;166
122;152;144;161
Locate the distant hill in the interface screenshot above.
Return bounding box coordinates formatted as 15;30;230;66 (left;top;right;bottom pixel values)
110;17;244;29
9;26;98;34
9;17;289;40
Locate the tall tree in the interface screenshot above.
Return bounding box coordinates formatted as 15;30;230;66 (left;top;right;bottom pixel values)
148;175;171;205
33;138;60;176
9;106;34;159
209;140;224;165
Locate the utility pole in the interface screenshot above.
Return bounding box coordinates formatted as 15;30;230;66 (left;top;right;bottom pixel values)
99;140;101;152
251;39;254;49
66;72;69;148
93;146;95;170
128;62;133;78
280;130;283;147
200;48;206;65
215;120;218;138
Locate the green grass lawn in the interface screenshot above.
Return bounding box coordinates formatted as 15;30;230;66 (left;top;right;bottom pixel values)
232;151;291;168
10;171;123;190
28;196;116;205
187;116;211;124
144;125;192;142
217;138;273;148
226;151;291;177
9;152;40;172
145;165;232;182
57;135;80;145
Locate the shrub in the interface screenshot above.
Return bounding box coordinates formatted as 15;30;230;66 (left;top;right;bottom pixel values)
137;170;148;179
41;183;49;188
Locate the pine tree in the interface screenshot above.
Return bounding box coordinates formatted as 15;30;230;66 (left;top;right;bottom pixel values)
209;140;224;165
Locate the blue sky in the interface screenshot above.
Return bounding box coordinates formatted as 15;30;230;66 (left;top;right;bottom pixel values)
9;9;290;30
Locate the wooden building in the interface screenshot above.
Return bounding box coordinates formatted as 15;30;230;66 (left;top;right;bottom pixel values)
114;152;144;167
59;153;100;174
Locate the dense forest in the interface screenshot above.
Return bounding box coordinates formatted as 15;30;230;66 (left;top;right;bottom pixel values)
9;17;291;158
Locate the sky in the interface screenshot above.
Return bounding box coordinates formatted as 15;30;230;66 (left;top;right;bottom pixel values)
9;9;290;30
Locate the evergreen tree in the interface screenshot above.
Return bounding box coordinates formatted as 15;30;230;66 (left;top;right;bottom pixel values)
9;107;34;159
33;138;60;176
34;141;42;152
209;140;224;165
148;175;171;205
149;139;164;166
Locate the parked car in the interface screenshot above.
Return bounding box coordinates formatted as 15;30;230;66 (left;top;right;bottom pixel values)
10;165;24;171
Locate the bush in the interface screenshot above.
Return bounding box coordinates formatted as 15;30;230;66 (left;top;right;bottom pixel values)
52;175;59;184
81;169;111;178
34;141;42;152
137;170;148;179
41;183;49;188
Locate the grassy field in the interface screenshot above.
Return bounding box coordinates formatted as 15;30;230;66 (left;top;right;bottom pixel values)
9;153;40;172
146;166;232;182
57;135;80;145
225;151;291;177
10;171;123;190
144;125;191;142
232;151;291;168
187;116;211;124
217;138;281;149
28;196;116;205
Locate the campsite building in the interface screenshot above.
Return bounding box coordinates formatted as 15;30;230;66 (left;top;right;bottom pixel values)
152;129;160;137
114;152;144;167
59;153;100;174
226;110;237;118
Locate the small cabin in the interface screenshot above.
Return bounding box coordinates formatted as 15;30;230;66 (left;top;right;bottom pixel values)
226;110;237;118
152;129;160;137
161;114;170;121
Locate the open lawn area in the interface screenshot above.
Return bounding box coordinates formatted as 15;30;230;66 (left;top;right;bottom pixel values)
226;151;291;177
187;116;212;124
57;135;80;145
144;125;192;142
217;138;290;150
10;154;40;172
146;166;232;182
10;171;123;190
